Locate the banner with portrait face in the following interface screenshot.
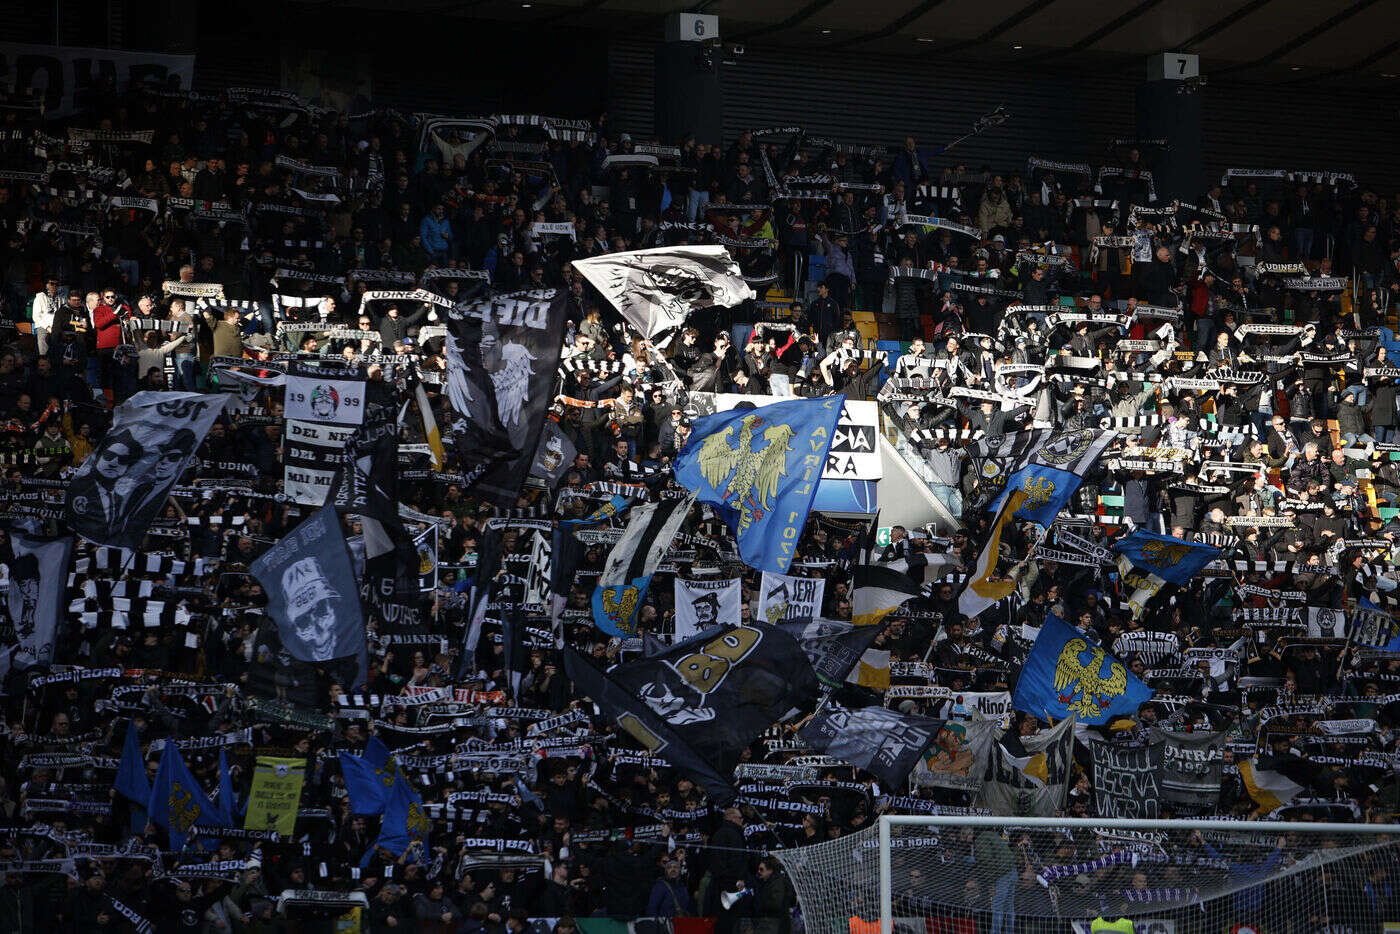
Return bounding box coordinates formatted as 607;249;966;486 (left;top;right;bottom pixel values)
673;577;742;640
64;392;229;550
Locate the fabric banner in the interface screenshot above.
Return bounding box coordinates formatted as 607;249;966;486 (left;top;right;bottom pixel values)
1014;614;1154;724
941;690;1015;729
1;534;72;679
527;418;576;487
284;362;366;427
673;577;742;640
1306;606;1349;639
911;715;998;792
757;571;826;624
572;245;755;340
445;288;569;505
244;756;306;836
284;420;357;506
65;392;228;549
1154;728;1226;808
684;393;874;480
978;714;1077;817
1090;739;1164;818
0;41;195;118
778;620;883;689
250;504;365;665
800;704;942;790
565;624;817;803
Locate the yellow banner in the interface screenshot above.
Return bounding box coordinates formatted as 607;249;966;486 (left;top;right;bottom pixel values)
244;756;306;836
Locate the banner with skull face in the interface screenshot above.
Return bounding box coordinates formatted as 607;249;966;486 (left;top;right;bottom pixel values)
445;288;569;506
64;391;229;550
251;504;365;670
0;534;73;680
572;246;756;341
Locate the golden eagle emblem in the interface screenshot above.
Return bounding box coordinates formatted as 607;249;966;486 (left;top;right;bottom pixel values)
406;801;430;841
1019;474;1056;511
695;414;796;534
1142;539;1192;569
168;781;201;834
375;758;403;789
600;585;641;632
1054;638;1128;717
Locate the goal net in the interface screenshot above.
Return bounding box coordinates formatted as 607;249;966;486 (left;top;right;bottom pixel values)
773;816;1400;934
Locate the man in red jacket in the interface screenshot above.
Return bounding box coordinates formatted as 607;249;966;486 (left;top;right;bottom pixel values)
93;288;125;401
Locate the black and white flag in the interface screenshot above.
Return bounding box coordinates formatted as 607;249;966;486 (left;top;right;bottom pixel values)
445;288;569;505
1089;738;1163;819
1306;605;1349;639
800;704;943;790
284;360;366;426
1153;728;1226;810
65;392;229;549
572;246;755;340
1;534;73;679
564;623;818;803
673;577;742;640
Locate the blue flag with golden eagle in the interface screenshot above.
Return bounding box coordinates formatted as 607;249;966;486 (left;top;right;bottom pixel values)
1111;529;1222;587
1013;614;1153;725
147;742;230;851
674;396;844;573
1111;529;1222;619
958;463;1085;621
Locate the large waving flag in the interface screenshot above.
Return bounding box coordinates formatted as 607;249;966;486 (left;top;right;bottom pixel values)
147;742;229;850
1112;529;1221;618
1012;614;1153;725
675;396;844;573
564;623;818;803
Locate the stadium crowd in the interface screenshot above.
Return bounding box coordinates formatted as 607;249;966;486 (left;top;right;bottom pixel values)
0;66;1397;934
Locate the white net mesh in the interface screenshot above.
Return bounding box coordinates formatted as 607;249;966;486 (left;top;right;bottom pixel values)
774;819;1400;934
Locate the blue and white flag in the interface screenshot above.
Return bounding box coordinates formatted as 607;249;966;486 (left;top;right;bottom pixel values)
674;396;843;573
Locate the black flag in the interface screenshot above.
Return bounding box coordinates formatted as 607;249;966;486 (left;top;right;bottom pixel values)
565;623;818;803
445;288;569;505
800;703;943;790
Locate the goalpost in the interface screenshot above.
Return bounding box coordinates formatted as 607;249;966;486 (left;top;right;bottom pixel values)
773;815;1400;934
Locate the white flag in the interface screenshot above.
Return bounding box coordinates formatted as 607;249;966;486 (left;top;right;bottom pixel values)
673;577;742;640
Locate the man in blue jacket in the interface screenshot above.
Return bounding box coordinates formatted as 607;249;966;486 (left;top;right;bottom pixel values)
419;202;453;263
